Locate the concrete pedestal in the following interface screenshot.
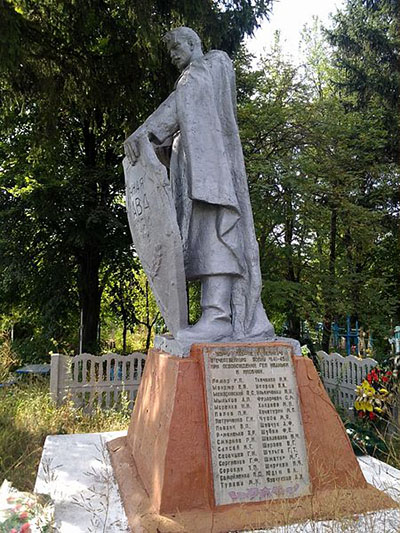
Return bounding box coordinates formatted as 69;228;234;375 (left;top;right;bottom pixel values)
107;342;397;532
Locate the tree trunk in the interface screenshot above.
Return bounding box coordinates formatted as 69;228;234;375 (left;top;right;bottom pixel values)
76;119;103;354
287;314;301;341
284;193;301;340
119;289;128;354
145;326;152;352
322;207;337;352
145;280;152;350
321;318;332;353
122;319;127;353
78;245;102;354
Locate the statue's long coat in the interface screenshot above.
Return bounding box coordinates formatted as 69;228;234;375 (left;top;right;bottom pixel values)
141;50;273;339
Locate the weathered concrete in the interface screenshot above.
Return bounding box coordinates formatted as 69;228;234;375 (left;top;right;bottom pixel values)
123;27;275;345
34;431;129;533
35;431;400;533
124;139;187;337
154;333;302;357
108;344;397;532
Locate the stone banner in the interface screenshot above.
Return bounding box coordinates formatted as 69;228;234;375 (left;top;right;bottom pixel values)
203;344;310;506
123;140;188;337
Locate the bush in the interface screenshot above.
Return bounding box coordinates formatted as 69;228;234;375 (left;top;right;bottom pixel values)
343;411;400;471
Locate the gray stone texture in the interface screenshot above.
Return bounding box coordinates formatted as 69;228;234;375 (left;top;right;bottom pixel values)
124;27;275;345
34;431;400;532
153;334;301;358
124;140;187;337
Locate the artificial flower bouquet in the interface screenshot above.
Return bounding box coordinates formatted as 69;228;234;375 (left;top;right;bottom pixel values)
0;480;54;533
354;363;398;422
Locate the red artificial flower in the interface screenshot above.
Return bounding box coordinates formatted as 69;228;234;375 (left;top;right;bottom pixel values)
358;410;365;418
20;523;31;533
382;376;388;382
369;412;376;420
19;512;29;520
367;375;372;383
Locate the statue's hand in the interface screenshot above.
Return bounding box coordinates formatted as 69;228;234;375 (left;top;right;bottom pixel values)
124;128;148;165
124;135;140;166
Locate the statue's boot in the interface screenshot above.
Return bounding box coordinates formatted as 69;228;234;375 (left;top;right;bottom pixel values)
176;275;233;344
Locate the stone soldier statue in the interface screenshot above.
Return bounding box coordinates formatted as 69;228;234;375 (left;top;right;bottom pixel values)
124;27;275;345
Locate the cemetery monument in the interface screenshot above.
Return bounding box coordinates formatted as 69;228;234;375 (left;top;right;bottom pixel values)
122;26;277;351
108;27;395;532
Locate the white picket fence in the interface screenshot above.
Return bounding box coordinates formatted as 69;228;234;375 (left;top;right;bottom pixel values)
50;352;146;412
49;349;377;416
317;350;377;412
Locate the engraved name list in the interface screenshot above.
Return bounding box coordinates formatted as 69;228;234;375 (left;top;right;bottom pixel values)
203;345;310;506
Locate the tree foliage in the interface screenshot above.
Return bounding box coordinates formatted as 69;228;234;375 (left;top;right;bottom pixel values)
326;0;400;336
327;0;400;160
0;0;398;359
238;15;399;352
0;0;272;355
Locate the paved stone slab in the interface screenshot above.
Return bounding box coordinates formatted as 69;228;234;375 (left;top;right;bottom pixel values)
34;431;129;533
258;506;400;533
35;432;400;533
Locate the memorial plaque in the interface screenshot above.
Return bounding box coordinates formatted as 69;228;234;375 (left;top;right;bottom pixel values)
203;344;310;506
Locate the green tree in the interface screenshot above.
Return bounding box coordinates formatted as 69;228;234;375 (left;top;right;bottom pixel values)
0;0;273;354
238;23;399;351
102;255;161;353
327;0;400;160
327;0;400;333
238;41;317;339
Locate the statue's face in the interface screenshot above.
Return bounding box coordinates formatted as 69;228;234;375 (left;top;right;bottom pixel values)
167;38;194;71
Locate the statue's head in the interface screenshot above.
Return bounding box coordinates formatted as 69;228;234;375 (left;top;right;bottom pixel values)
162;27;203;71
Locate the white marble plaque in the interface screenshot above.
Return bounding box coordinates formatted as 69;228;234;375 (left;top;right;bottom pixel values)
203;344;311;506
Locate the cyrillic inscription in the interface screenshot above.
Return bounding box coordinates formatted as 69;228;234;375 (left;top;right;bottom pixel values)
203;344;310;506
123;150;188;337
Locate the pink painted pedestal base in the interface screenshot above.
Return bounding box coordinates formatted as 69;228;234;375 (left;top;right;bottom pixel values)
108;343;395;533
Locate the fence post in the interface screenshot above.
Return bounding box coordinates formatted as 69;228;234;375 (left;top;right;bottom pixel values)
50;353;70;405
389;393;400;437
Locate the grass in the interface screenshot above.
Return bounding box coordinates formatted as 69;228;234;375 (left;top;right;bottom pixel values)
0;333;130;492
0;378;130;492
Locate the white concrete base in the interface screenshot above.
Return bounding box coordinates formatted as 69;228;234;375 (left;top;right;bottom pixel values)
35;431;400;533
34;431;129;533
